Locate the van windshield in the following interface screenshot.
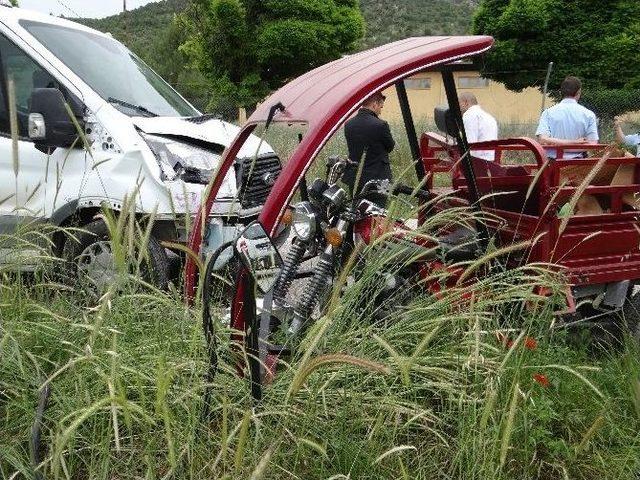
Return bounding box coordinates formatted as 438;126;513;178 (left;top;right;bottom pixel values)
20;20;199;118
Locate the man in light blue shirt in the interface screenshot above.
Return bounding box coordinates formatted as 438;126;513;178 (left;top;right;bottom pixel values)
535;76;599;159
614;116;640;155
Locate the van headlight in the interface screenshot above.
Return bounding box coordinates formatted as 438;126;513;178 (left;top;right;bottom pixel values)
292;202;318;241
142;133;222;184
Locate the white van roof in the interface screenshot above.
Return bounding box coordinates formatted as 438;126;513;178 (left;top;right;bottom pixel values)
0;4;113;39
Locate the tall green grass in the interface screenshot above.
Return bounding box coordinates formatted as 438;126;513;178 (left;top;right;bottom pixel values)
1;104;640;479
2;195;640;479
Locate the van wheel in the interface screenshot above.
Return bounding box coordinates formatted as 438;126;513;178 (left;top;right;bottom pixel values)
62;219;169;294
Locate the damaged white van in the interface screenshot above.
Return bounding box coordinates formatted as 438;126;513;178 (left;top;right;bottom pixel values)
0;5;281;288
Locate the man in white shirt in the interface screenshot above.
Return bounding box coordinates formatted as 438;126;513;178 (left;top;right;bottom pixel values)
459;92;498;161
614;116;640;155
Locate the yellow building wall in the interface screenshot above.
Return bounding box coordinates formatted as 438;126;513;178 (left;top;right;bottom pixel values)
381;71;553;126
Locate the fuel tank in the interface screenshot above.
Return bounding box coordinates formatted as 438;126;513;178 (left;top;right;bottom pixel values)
353;215;408;245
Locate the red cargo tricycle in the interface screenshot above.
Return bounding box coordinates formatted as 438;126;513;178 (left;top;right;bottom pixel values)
185;36;640;398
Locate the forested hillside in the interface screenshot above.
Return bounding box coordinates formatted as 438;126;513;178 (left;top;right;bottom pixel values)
77;0;188;67
359;0;477;48
77;0;476;57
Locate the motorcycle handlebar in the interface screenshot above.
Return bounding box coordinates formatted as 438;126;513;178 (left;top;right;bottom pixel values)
393;183;431;201
328;156;359;168
355;180;431;202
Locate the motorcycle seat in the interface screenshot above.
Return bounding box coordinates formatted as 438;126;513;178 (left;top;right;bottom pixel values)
438;226;479;261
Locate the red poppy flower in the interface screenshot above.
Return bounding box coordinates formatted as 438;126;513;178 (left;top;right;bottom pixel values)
524;337;538;351
537;286;553;297
533;373;550;388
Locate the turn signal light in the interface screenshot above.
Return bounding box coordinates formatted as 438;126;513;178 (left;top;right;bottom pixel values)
324;227;343;247
281;208;293;225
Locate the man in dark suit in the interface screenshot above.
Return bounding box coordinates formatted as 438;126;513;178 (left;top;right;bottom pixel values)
343;92;395;207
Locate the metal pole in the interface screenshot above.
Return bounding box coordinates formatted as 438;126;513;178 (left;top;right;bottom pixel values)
541;62;554;114
395;80;425;180
243;271;262;402
441;67;489;250
298;132;309;201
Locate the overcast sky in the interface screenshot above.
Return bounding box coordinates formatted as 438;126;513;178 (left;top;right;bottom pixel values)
19;0;159;18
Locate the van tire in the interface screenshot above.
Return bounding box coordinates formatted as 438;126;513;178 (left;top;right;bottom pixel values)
61;219;169;293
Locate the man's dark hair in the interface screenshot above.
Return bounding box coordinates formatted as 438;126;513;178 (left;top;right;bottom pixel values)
560;76;582;98
363;91;386;106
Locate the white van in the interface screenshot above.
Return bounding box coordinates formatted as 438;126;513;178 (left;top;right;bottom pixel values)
0;5;280;287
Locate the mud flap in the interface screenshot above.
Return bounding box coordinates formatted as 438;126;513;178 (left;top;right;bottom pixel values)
603;280;630;309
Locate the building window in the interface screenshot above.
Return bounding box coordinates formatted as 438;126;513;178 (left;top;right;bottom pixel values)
404;77;431;90
458;76;490;89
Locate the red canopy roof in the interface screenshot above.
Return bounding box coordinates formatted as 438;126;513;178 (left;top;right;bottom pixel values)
249;36;494;127
185;36;494;298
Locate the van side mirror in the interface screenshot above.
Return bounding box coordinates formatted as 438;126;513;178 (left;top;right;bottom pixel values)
28;88;81;149
434;106;458;137
235;221;283;293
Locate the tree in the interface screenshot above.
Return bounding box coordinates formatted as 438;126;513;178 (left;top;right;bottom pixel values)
151;16;212;112
472;0;640;118
180;0;365;111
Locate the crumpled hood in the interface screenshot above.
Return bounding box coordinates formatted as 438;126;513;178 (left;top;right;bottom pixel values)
132;116;273;157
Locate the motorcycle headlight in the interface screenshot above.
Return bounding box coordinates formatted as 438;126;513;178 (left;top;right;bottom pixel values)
292;202;317;241
142;133;222;185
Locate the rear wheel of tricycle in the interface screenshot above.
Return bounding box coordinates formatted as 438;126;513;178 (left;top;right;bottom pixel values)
618;282;640;341
583;283;640;349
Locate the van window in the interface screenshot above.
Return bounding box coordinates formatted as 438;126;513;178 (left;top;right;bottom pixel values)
21;20;199;118
458;76;490;89
0;33;57;137
0;52;6;134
